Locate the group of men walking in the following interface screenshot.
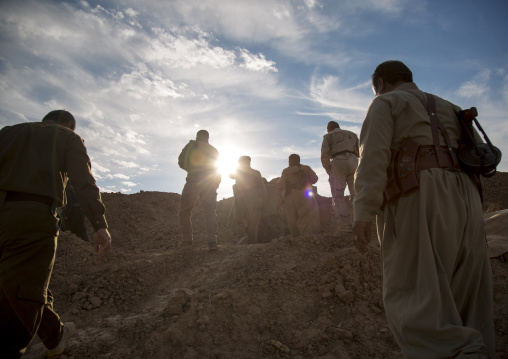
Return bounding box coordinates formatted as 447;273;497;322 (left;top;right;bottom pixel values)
177;120;359;247
177;131;329;247
0;60;496;358
175;60;496;358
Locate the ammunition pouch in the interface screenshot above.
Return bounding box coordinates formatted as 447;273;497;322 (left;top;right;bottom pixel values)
385;138;420;203
384;139;461;204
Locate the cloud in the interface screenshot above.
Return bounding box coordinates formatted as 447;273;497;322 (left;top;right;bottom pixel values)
121;181;137;187
455;69;491;99
1;0;506;196
113;160;139;168
109;174;130;180
239;49;278;73
309;75;373;120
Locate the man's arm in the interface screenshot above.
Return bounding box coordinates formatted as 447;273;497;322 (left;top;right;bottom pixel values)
320;135;332;174
65;135;111;259
94;228;112;259
305;166;319;185
178;142;191;170
65;135;108;232
354;134;360;157
353;98;394;254
354;98;394;223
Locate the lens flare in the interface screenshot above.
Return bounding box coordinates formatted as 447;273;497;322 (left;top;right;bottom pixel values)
305;186;314;198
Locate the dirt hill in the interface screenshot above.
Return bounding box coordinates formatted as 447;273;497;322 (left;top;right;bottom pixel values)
24;172;508;358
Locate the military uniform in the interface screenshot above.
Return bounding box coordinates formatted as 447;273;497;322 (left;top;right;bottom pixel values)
321;126;359;230
353;82;495;358
276;165;320;237
178;139;221;246
0;122;107;357
230;167;266;244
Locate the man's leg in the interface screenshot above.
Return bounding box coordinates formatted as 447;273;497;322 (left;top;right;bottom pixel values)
284;194;300;238
245;196;262;244
0;201;61;357
179;181;199;244
36;290;65;350
329;159;350;231
230;196;247;242
345;154;358;224
200;185;219;247
296;192;320;235
382;171;493;358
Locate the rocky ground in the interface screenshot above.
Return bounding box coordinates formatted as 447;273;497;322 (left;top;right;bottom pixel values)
24;172;508;358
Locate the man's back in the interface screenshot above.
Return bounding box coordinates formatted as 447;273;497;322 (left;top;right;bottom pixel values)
178;140;219;172
321;128;358;158
233;167;264;195
0;122;77;203
0;121;106;230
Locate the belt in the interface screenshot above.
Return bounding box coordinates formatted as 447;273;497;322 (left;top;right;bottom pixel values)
417;146;462;172
331;150;356;158
5;192;55;206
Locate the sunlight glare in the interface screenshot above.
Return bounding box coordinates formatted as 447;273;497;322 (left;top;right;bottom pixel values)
215;144;243;178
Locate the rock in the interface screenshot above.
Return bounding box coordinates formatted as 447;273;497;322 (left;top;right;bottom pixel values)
163;304;182;317
270;339;290;353
90;296;103;308
331;327;353;339
338;290;355;304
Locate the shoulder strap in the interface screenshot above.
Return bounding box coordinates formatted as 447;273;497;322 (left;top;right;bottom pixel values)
404;90;458;167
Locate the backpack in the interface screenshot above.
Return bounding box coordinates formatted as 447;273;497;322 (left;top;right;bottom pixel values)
178;140;199;171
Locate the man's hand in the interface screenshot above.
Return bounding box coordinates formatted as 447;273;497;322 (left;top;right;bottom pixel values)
352;221;372;255
94;228;112;259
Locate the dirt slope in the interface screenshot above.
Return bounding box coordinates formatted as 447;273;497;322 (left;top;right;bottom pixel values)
23;172;508;358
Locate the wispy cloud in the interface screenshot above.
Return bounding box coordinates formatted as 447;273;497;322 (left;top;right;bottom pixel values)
1;0;506;195
309;75;373;117
455;69;491;98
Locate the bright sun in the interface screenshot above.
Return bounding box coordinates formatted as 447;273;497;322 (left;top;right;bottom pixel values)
215;145;243;177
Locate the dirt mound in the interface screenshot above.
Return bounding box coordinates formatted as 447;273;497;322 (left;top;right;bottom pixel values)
23;173;508;358
483;171;508;213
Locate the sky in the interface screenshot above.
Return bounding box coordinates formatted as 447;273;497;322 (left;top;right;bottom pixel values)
1;0;507;199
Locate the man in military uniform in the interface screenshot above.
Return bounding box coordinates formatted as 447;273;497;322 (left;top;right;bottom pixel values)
321;121;359;234
353;61;495;358
178;130;221;250
276;154;320;237
229;156;266;244
0;110;112;358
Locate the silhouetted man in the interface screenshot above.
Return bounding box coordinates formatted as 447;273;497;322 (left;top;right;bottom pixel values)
321;121;359;234
0;110;111;358
276;154;320;237
229;156;266;244
178;130;221;250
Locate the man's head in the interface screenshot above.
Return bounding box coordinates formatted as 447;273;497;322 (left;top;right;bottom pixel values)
238;155;251;168
42;110;76;131
372;60;413;96
327;121;340;133
196;130;209;142
288;153;300;166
